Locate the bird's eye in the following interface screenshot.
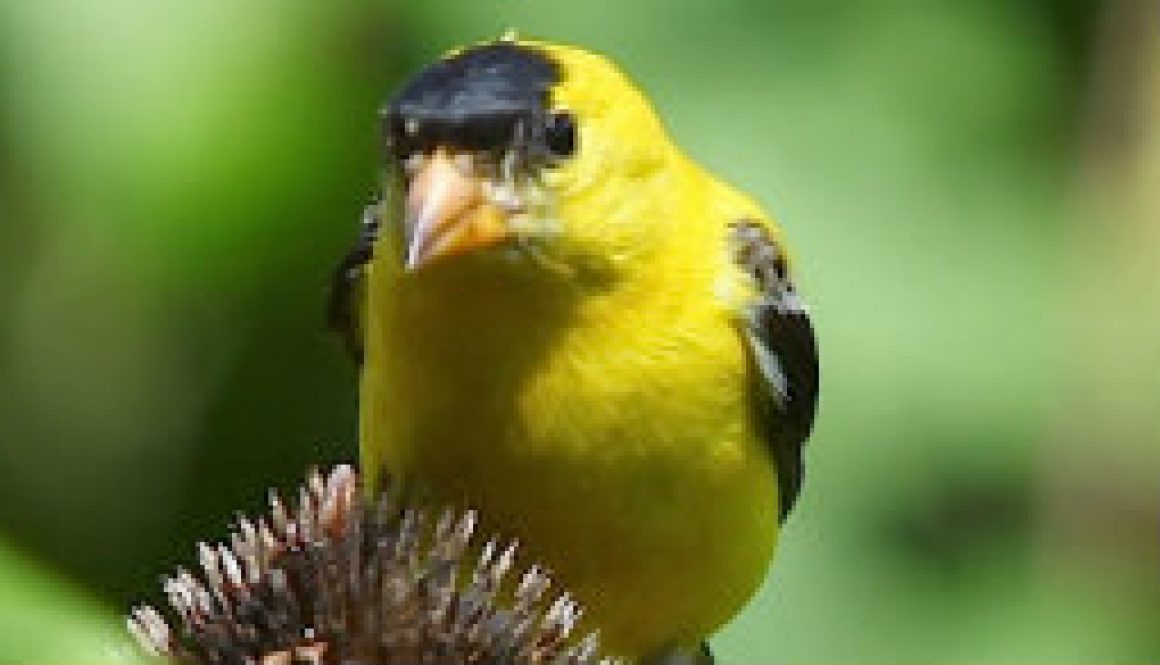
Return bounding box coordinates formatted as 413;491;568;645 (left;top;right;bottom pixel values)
544;111;577;158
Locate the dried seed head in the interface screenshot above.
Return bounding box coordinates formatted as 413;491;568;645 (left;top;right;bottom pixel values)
128;465;611;665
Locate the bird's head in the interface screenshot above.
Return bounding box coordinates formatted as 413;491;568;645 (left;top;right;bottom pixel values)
380;38;679;283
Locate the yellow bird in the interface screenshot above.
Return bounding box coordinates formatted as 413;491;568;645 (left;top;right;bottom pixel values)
330;36;819;663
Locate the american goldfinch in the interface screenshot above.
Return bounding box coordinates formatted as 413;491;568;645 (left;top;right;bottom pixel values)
330;36;819;663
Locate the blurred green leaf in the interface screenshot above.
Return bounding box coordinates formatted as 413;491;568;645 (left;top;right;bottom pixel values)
0;540;153;664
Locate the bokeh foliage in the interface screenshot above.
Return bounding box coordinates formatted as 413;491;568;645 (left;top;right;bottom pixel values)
0;1;1156;662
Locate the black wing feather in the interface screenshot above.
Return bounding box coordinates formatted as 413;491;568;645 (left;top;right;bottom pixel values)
730;220;819;522
327;204;380;364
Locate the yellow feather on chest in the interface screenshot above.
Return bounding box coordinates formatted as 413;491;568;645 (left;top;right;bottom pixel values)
359;167;779;656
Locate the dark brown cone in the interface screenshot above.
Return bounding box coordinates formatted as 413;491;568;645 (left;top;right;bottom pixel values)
128;465;610;664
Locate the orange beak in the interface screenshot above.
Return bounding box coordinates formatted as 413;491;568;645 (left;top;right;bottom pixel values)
404;149;510;271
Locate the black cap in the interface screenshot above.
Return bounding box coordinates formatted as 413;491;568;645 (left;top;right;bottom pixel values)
383;42;562;156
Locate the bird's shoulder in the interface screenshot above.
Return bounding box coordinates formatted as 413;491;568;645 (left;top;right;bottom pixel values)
327;203;381;363
703;178;819;522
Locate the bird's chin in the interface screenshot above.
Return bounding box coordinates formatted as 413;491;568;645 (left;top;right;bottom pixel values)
462;232;570;278
396;230;548;280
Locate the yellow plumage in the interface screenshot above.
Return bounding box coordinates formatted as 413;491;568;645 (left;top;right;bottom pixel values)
347;38;814;659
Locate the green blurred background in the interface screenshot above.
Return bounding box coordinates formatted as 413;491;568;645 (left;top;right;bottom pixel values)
0;1;1156;662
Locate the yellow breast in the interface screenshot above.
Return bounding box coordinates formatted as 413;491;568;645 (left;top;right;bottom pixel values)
359;213;779;655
